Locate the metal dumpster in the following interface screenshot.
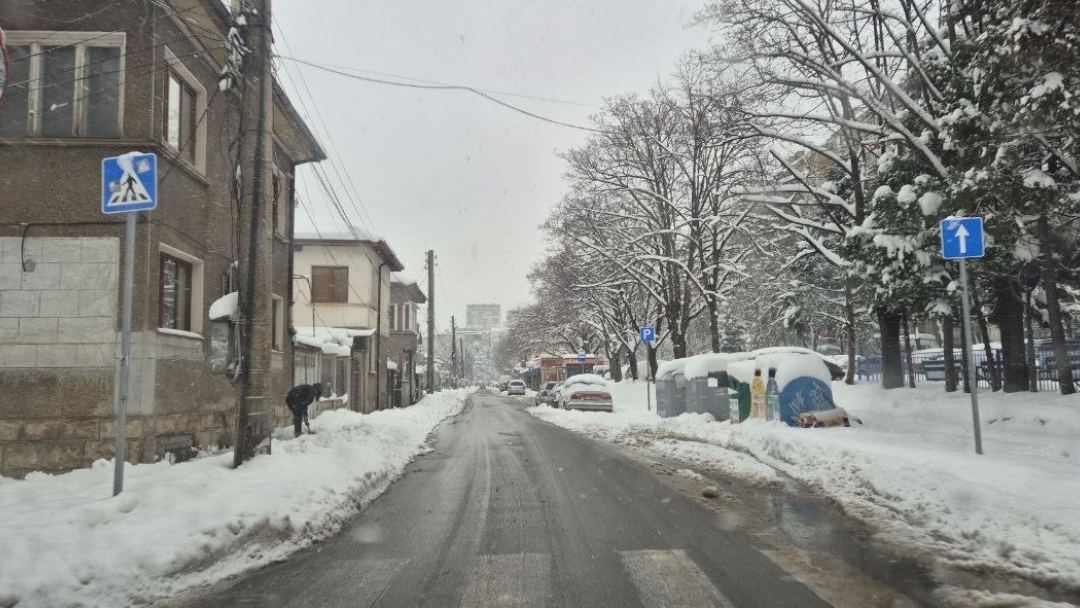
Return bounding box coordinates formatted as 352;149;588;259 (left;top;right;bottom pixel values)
654;359;687;418
684;353;751;421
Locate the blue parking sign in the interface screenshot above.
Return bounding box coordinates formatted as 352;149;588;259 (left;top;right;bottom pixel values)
640;327;656;343
940;217;984;260
102;153;157;214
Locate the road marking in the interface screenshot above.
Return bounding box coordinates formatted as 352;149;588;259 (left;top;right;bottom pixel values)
620;549;735;608
283;558;408;607
460;553;552;607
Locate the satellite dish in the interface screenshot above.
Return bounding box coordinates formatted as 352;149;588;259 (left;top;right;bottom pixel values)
0;23;8;110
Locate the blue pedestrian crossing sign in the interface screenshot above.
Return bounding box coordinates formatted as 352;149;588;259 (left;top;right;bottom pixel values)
640;326;656;343
102;153;157;214
940;217;984;260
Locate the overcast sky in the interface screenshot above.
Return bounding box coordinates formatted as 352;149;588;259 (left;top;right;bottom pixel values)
274;0;713;330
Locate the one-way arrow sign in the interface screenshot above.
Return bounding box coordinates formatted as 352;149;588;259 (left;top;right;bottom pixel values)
941;217;984;260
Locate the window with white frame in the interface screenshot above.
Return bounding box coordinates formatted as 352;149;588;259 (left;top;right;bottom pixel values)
161;49;206;170
403;303;412;331
388;303;397;331
0;31;125;138
158;244;204;335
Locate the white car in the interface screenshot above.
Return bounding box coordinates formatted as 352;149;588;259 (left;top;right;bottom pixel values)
556;374;613;412
507;380;527;396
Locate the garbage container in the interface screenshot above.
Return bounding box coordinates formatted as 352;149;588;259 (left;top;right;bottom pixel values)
684;353;750;420
726;359;756;423
654;359;687;418
752;353;835;425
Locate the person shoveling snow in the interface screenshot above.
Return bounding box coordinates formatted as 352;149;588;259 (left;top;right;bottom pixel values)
285;383;325;437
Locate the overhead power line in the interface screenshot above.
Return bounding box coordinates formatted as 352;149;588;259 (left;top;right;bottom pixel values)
275;54;600;133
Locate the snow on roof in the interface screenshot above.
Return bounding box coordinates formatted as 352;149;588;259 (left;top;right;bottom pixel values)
294;326;374;355
727;359;757;384
293;213;377;242
208;291;238;321
682;352;751;381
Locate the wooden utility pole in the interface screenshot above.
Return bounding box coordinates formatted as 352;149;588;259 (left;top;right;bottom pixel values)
450;316;457;388
234;0;275;467
426;250;435;393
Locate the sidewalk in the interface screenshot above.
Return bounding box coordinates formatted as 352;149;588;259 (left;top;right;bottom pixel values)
530;381;1080;593
0;389;472;608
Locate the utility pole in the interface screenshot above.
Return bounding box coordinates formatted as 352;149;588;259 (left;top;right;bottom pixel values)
426;250;435;393
450;316;457;388
234;0;275;468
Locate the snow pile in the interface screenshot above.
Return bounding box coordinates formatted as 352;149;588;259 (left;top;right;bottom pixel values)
529;382;1080;589
0;389;472;608
208;291;238;321
682;352;749;381
563;373;607;388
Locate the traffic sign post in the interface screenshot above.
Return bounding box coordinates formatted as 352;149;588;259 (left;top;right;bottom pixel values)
577;348;586;363
639;327;656;411
103;153;158;495
941;218;985;455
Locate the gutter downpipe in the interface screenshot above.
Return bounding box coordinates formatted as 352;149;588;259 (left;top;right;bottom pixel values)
375;261;388;410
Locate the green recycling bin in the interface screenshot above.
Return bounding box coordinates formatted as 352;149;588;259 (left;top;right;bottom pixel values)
727;359;755;423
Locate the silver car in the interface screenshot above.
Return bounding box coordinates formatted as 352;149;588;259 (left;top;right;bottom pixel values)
507;380;527;396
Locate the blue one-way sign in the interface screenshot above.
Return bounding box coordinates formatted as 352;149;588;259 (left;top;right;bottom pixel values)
941;217;984;259
640;327;656;343
577;349;587;363
102;153;157;214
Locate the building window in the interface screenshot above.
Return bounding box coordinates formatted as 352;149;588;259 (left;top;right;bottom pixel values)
388;304;397;331
0;32;125;138
312;266;348;303
320;355;334;389
161;48;206;171
403;303;412;331
160;253;193;331
335;358;347;397
163;68;196;162
294;351;316;384
271;295;285;351
272;163;291;237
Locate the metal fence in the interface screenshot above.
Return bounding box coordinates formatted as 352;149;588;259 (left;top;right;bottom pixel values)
855;348;1080;392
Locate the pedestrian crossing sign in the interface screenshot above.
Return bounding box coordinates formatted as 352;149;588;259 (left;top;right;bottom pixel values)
102;152;157;213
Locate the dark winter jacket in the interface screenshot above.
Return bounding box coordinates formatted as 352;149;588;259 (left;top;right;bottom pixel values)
286;384;322;416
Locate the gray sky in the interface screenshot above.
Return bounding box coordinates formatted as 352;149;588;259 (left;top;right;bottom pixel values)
274;0;713;330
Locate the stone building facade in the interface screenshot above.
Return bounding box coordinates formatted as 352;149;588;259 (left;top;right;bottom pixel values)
0;0;324;477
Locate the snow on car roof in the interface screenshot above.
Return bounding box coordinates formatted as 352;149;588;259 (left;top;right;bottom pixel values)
564;373;607;386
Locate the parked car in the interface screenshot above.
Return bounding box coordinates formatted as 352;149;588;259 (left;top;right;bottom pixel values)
534;381;558;406
507;380;527;396
557;374;613;412
1036;339;1080;381
497;381;509;392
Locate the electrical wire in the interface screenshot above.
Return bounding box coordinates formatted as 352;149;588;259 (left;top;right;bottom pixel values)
276;54;599;133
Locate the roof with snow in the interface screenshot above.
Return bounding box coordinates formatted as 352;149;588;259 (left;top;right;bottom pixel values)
293;215;404;272
391;275;426;303
293;326;376;356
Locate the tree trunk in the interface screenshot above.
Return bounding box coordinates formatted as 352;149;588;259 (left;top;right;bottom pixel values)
1024;289;1038;393
878;306;904;389
647;344;659;379
1038;214;1076;395
707;296;721;354
990;276;1029;392
902;309;916;388
971;286;1001;391
627;348;639;381
845;280;857;385
943;315;958;393
609;349;623;382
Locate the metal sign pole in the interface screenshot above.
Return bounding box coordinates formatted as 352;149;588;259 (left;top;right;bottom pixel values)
958;258;983;455
646;378;651;411
113;211;137;495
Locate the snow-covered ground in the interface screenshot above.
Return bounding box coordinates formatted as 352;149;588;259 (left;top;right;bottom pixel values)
0;389;472;608
530;380;1080;591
